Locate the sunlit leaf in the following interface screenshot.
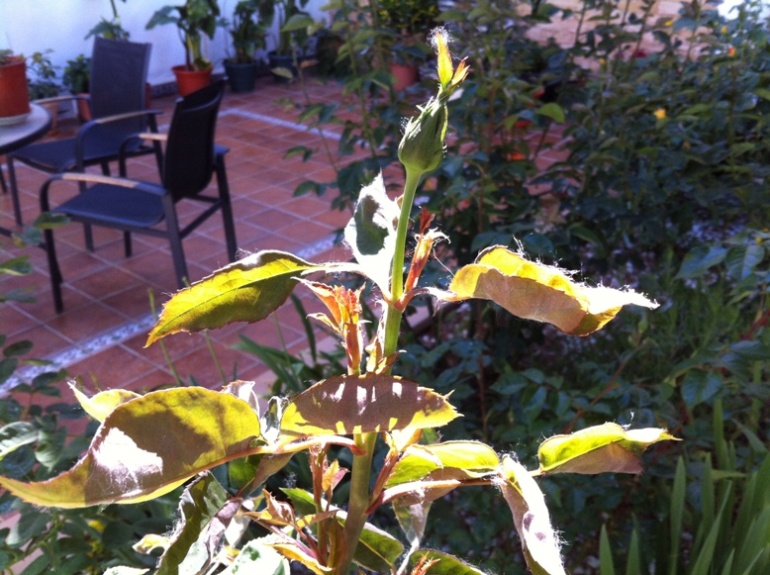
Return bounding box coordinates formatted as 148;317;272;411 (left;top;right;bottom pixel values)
146;251;326;345
343;173;400;293
0;422;38;460
156;472;238;575
0;388;262;508
536;102;566;123
410;548;489;575
499;455;567;575
103;568;151;575
449;246;657;335
386;441;499;487
269;541;332;575
538;422;677;475
280;373;458;437
69;382;141;422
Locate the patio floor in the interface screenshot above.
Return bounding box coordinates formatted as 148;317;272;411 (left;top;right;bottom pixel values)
1;79;354;400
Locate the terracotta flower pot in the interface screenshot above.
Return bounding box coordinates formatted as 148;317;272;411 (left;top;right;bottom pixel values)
390;62;418;92
0;57;31;123
172;65;212;96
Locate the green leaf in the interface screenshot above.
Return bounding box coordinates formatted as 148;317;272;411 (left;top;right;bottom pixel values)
499;456;567;575
755;88;770;101
70;382;141;422
146;251;326;345
219;537;290;574
280;373;458;437
409;548;490;575
680;370;722;408
725;243;764;281
0;422;38;460
343;173;400;292
675;245;728;279
449;247;657;336
0;388;262;507
535;102;566;123
386;441;499;487
156;472;238;575
599;525;615;575
538;423;677;475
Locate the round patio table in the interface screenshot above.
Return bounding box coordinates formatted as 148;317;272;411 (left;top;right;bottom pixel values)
1;103;52;233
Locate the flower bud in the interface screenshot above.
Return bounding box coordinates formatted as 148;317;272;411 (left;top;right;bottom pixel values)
398;97;448;176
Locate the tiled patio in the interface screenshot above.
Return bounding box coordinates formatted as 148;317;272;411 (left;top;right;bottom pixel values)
1;79;354;399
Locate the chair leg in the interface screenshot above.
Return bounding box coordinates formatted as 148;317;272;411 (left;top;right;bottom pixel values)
44;227;64;313
123;231;132;257
7;156;24;226
164;197;188;288
0;166;7;195
214;158;237;262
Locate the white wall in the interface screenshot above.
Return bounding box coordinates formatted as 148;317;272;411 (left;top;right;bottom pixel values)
0;0;327;88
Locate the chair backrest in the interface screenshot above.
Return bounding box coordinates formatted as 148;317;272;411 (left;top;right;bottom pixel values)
89;37;151;137
163;81;225;201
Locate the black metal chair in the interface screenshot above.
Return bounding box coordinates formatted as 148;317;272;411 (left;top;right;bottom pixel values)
6;37;161;230
41;81;237;313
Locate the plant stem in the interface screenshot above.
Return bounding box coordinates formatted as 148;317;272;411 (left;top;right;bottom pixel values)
339;165;422;574
383;167;422;356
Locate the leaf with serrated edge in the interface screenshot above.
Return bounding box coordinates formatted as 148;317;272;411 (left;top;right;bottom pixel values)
155;472;234;575
499;456;567;575
280;373;458;437
0;388;262;508
146;251;326;346
538;422;677;475
343;173;400;294
409;548;489;575
386;441;499;487
449;246;657;335
69;382;141;422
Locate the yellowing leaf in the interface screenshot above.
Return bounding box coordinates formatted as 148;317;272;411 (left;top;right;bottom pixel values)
0;388;262;508
449;246;657;335
538;422;678;475
146;251;324;346
280;373;458;437
499;456;567;575
386;441;499;488
70;382;141;422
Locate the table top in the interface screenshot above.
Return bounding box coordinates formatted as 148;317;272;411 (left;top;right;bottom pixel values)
0;104;52;156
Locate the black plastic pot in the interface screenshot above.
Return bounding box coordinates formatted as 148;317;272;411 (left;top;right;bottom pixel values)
224;60;258;93
267;52;298;83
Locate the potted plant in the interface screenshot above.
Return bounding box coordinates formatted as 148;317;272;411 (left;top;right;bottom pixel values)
86;0;131;41
0;49;30;124
146;0;222;95
223;0;266;93
262;0;312;82
378;0;438;90
62;54;92;121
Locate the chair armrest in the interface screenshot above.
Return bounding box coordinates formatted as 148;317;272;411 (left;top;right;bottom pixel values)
73;109;164;169
33;94;88;106
40;173;168;213
137;132;168;143
85;108;164;127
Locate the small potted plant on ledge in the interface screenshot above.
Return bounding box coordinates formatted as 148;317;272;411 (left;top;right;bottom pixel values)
263;0;312;82
0;50;30;125
62;54;92;122
146;0;222;96
224;0;266;93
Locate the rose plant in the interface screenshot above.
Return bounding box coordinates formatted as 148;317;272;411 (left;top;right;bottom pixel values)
0;32;672;575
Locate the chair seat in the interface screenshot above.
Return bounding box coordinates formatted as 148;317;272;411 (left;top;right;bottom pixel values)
12;133;148;173
55;183;165;228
